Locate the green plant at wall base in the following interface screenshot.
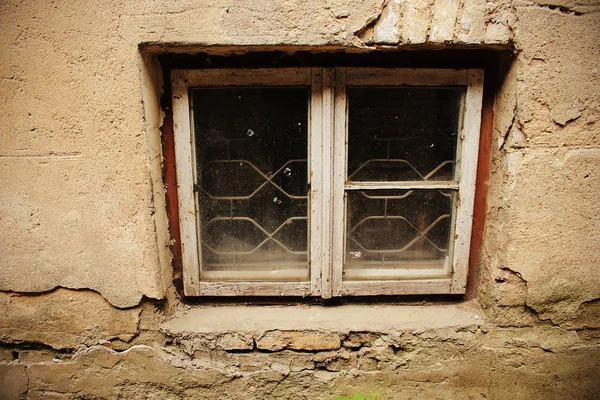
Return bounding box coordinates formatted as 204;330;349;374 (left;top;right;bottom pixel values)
334;393;380;400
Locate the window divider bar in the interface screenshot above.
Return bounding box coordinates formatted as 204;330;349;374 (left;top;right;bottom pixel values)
344;181;460;190
319;68;335;299
309;68;324;296
331;67;347;297
451;69;484;294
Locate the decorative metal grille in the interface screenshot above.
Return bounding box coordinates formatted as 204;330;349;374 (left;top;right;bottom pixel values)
192;87;309;282
347;86;461;182
345;190;454;279
344;87;462;279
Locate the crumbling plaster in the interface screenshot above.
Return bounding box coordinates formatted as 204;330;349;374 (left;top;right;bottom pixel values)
1;0;600;398
1;302;600;399
1;0;597;321
1;0;523;307
478;1;600;327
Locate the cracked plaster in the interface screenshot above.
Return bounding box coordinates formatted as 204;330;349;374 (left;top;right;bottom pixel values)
1;0;600;397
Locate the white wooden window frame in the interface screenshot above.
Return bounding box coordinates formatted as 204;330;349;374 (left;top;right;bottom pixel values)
171;67;484;298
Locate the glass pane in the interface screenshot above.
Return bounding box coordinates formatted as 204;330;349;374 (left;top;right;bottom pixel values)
344;190;455;280
192;87;309;282
347;87;463;182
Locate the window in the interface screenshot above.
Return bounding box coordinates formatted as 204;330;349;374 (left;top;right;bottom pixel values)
171;67;483;298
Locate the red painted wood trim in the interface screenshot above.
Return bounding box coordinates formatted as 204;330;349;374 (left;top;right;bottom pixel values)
160;66;184;293
465;68;495;299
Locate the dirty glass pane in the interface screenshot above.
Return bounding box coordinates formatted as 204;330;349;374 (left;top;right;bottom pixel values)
192;87;309;282
347;87;463;182
344;190;455;280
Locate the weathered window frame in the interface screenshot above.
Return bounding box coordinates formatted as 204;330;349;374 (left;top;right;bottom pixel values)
171;67;484;298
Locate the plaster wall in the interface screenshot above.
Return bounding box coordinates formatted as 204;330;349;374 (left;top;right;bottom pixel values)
1;0;599;398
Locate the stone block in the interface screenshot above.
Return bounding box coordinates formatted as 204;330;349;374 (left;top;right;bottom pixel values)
313;350;357;371
563;299;600;330
237;354;269;372
0;363;28;400
256;331;342;351
342;332;379;348
491;268;528;307
0;349;17;363
18;350;58;364
483;22;512;44
429;0;460;43
539;327;581;353
372;0;401;45
401;0;433;44
216;333;254;351
455;0;486;43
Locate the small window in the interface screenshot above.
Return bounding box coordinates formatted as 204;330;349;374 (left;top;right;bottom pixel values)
171;67;483;297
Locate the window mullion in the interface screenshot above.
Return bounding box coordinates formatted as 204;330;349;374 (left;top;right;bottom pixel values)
318;68;335;299
309;68;324;296
331;67;347;297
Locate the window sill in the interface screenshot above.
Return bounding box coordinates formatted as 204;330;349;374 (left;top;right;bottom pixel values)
161;301;486;351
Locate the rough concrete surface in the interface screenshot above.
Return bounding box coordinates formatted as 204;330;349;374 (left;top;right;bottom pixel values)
1;0;600;398
161;303;485;335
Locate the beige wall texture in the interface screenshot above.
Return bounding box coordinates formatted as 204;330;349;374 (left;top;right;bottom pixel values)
1;0;599;398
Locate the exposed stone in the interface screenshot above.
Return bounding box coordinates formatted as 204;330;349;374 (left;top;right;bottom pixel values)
26;345;229;397
401;0;433;44
0;363;28;399
0;348;19;363
237;354;269;372
539;327;581;353
484;327;581;353
317;352;357;372
287;356;316;372
505;125;528;149
342;332;379;348
563;299;600;330
256;331;342;351
270;361;291;376
18;349;58;364
484;22;512;44
455;0;486;43
492;268;528;307
357;355;379;370
216;333;254;351
492;306;540;328
429;0;460;43
372;0;402;44
0;325;598;398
